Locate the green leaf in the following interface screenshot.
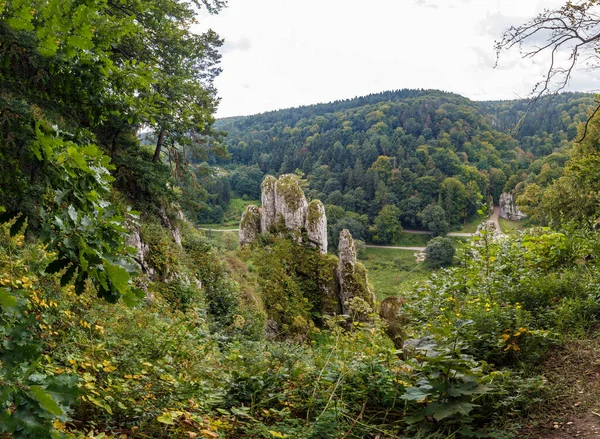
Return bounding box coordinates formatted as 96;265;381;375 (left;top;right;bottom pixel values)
30;386;64;416
105;263;129;295
67;146;89;171
0;289;17;309
157;412;176;425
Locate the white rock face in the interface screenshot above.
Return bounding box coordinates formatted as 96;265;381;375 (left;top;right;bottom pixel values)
476;220;503;238
239;205;262;246
274;174;308;232
261;176;277;233
305;200;328;254
499;192;527;221
126;229;154;278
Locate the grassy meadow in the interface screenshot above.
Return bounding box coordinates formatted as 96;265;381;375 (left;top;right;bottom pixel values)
359;247;431;300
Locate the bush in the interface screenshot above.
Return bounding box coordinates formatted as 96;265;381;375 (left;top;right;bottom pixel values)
425;237;456;268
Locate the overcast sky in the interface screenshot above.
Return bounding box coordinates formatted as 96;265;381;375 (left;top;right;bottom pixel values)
197;0;600;118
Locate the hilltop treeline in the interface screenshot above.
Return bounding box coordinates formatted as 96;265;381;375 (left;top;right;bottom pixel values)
210;91;594;235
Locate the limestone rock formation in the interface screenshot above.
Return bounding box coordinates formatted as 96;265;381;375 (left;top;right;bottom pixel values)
337;229;374;315
261;176;277;233
274;174;308;233
379;296;409;352
306;200;328;254
239;205;262;246
499;192;527;221
126;229;154;278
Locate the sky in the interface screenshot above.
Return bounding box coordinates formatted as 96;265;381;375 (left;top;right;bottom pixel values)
196;0;600;118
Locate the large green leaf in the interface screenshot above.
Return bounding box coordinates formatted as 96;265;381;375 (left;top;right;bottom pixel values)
30;386;64;416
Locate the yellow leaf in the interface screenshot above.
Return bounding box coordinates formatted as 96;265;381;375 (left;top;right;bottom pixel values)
200;430;219;438
269;431;288;438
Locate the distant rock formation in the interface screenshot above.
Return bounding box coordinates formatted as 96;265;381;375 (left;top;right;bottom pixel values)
240;174;327;254
239;205;262;246
240;178;376;321
337;229;374;315
499;192;527;221
274;174;308;233
474;220;503;241
260;176;277;233
306;200;327;254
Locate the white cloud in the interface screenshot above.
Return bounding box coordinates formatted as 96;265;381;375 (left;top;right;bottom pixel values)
196;0;588;117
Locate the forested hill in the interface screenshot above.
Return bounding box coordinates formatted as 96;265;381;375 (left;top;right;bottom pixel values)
212;90;595;233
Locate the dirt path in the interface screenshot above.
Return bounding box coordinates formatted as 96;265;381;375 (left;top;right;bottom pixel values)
489;205;501;231
520;339;600;438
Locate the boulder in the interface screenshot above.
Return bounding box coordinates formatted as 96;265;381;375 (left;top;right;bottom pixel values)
260;176;277;233
274;174;308;233
337;229;374;315
499;192;527;221
305;200;328;253
239;205;262;246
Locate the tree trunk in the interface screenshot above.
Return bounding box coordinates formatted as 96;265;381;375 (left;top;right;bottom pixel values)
152;129;165;163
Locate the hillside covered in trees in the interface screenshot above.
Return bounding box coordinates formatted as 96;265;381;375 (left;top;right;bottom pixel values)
207;91;594;240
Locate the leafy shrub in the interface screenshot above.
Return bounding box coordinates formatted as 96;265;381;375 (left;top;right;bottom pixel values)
425;237;456;268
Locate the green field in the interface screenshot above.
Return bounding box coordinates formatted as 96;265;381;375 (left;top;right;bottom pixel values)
498;217;528;234
203;229;239;249
359;247;431;300
393;232;431;247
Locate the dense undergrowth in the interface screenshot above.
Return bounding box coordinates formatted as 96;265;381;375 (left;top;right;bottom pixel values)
3;211;600;438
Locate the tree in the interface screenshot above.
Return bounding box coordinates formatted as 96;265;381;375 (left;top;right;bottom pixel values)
0;0;225;302
496;0;600;136
488;168;507;204
424;237;456;268
372;205;403;244
440;178;468;226
419;204;450;236
0;2;225;433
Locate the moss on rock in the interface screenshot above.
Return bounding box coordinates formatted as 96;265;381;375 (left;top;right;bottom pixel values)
275;174;305;212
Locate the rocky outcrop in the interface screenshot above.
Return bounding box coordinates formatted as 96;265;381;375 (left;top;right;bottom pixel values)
126;229;154;278
244;175;328;253
379;296;409;352
158;208;182;246
239;205;262;246
274;174;308;233
261;176;277;233
337;229;374;315
499;192;527;221
306;200;327;254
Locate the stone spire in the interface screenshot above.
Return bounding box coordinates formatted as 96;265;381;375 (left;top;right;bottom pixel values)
260;176;277;233
337;229;373;315
305;200;327;254
274;174;308;232
239;205;262;246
